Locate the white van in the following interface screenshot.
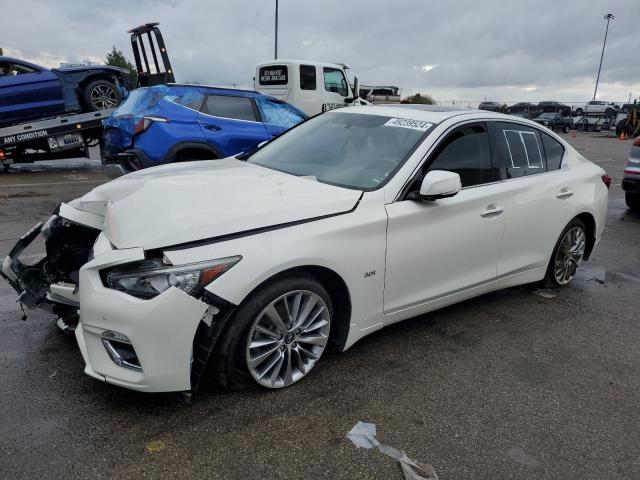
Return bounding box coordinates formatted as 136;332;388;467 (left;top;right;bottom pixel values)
254;59;368;117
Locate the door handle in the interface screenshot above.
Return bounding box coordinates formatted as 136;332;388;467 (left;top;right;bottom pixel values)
480;205;504;217
556;188;574;199
204;124;221;131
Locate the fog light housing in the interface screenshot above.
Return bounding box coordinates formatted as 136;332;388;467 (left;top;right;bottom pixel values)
101;331;142;372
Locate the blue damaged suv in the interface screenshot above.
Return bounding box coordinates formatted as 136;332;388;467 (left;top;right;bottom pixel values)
102;84;307;177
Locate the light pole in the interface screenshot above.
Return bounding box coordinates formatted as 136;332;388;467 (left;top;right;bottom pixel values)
274;0;279;59
593;13;614;101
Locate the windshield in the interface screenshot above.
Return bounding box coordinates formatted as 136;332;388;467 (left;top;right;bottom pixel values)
247;112;430;190
539;113;556;119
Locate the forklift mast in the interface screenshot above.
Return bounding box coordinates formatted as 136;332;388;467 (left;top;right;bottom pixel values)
128;23;175;87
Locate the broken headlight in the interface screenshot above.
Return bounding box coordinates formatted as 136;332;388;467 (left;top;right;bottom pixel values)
105;256;241;299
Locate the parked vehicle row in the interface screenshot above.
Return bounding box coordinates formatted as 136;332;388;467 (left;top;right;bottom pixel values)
1;105;609;393
480;99;629;121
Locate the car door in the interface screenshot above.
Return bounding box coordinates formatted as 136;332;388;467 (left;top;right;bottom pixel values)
0;61;65;126
488;121;573;277
197;94;269;156
384;122;506;315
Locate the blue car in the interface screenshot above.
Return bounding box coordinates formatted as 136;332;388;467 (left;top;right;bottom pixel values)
0;56;130;127
102;84;307;177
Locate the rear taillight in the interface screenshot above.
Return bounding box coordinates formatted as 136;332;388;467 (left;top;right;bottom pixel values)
0;149;5;161
133;115;168;135
633;136;640;147
601;174;612;189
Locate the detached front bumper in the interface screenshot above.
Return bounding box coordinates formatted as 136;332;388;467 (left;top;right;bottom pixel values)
76;249;210;392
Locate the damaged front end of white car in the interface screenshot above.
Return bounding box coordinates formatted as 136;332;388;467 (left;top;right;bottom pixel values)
1;200;105;330
1;194;241;393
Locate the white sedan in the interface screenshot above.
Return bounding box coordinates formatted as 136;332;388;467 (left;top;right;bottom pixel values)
1;105;609;392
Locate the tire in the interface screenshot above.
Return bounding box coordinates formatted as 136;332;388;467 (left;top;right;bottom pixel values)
563;124;570;133
210;273;333;390
605;107;615;118
626;192;640;211
81;79;121;111
543;219;587;288
575;108;584;116
616;119;627;137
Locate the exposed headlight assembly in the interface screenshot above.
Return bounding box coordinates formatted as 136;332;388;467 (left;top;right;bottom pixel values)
106;256;241;299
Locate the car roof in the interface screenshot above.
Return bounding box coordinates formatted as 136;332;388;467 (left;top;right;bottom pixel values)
332;104;481;122
331;105;554;129
167;83;264;98
256;59;347;70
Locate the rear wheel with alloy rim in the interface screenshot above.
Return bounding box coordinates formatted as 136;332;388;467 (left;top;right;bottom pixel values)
82;79;121;111
544;219;587;287
211;273;332;389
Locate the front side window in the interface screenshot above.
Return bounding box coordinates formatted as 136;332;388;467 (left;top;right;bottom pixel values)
427;123;493;187
299;65;316;90
256;97;307;128
203;95;256;122
541;132;565;170
494;122;546;178
323;68;348;97
248;112;429;190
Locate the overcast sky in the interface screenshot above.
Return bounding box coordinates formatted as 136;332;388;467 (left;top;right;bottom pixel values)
2;0;638;105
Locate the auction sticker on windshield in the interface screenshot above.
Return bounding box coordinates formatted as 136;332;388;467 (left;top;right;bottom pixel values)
384;118;432;131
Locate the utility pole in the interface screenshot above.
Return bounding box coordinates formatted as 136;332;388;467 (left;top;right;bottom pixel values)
593;13;614;101
274;0;279;59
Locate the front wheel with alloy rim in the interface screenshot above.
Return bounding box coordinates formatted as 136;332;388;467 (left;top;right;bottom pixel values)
211;274;332;390
544;219;587;287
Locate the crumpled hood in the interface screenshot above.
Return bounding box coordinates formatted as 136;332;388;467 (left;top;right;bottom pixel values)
72;159;361;250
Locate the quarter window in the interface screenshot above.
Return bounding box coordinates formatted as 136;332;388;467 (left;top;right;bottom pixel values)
203;95;256;122
323;68;348;97
427;123;493;187
541;132;565;170
300;65;316;90
494;123;546;178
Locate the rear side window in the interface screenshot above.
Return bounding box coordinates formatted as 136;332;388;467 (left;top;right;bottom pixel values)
541;132;565;170
427;123;493;187
299;65;316;90
494;122;546;178
203;95;256;122
170;91;204;110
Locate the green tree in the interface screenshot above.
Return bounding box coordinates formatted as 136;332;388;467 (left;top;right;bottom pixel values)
402;93;436;105
105;46;138;87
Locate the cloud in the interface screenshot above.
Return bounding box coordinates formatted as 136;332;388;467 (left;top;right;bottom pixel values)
1;0;638;103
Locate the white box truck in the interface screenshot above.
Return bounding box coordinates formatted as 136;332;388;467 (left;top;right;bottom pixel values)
254;60;369;117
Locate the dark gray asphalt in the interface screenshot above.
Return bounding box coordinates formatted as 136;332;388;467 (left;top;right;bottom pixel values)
1;137;639;479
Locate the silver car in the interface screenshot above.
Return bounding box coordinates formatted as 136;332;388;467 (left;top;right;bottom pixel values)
622;136;640;211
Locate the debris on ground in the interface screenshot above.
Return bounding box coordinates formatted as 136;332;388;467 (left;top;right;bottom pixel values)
575;264;606;284
533;289;556;299
347;421;438;480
